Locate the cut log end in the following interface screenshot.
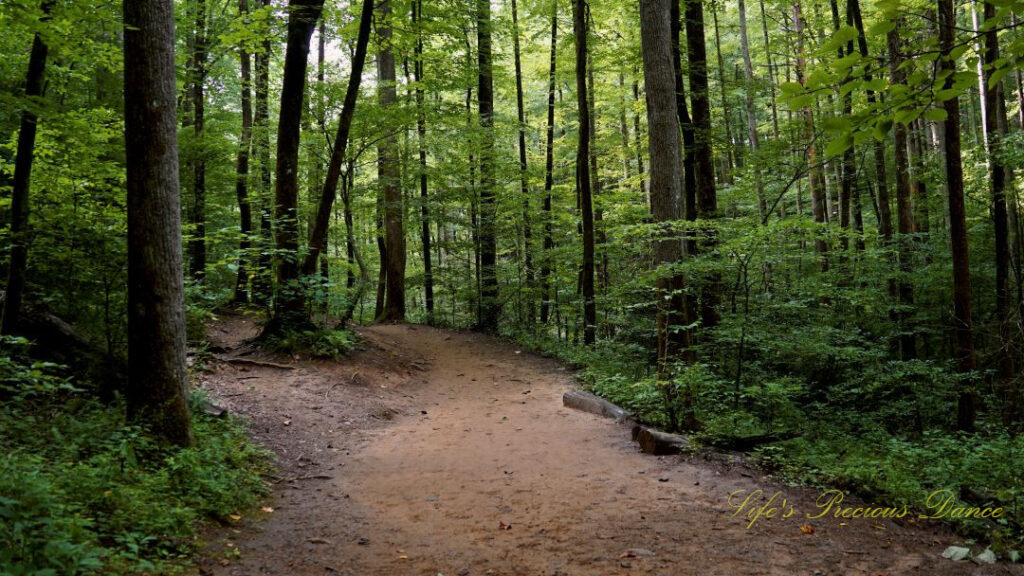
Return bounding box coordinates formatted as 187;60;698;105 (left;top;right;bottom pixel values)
562;389;629;422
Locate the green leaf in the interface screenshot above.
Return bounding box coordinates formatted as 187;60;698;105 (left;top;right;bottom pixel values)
825;133;853;158
922;108;947;122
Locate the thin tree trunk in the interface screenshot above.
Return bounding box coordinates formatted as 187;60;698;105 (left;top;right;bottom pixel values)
233;0;254;304
252;0;273;306
188;0;208;283
795;2;828;268
889;24;917;361
123;0;193;446
302;0;372;276
511;0;534;322
268;0;325;330
982;0;1017;424
686;0;721;328
709;2;735;180
413;0;434;324
632;78;647;200
758;0;780;138
476;0;499;332
738;0;766;216
540;5;558;325
938;0;977;432
2;0;53;335
573;0;596;345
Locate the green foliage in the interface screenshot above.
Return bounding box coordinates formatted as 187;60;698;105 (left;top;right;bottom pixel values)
0;354;272;575
260;327;359;359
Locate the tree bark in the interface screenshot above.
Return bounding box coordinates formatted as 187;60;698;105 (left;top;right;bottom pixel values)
738;0;766;216
268;0;324;330
375;0;405;322
540;5;558;325
888;24;917;361
982;0;1017;425
2;0;53;336
938;0;977;432
795;2;828;268
511;0;534;323
302;0;373;277
233;0;254;304
476;0;499;332
413;0;434;324
123;0;193;446
640;0;696;432
251;0;274;306
188;0;208;283
685;0;720;329
573;0;597;345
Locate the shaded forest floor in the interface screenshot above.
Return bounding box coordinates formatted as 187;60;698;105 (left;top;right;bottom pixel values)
193;312;1017;575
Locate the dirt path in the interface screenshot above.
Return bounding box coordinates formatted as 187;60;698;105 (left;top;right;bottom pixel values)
196;315;1014;575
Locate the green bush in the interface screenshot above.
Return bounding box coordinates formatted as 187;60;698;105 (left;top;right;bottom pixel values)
0;350;272;575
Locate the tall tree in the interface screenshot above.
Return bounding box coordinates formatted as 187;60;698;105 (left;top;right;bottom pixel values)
981;0;1016;424
376;0;405;322
574;0;597;345
302;0;373;277
268;0;325;330
938;0;977;432
412;0;434;324
640;0;695;431
476;0;499;332
2;0;53;335
188;0;208;282
540;2;558;325
123;0;193;446
888;23;917;360
794;2;828;267
684;0;720;328
233;0;254;304
251;0;274;306
511;0;534;322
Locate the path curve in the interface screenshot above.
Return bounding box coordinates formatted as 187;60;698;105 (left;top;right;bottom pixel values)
198;318;1010;576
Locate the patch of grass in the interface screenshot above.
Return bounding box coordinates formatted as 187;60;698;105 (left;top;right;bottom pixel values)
0;339;273;575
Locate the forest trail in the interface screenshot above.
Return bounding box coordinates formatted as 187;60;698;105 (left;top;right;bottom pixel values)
196;313;1007;576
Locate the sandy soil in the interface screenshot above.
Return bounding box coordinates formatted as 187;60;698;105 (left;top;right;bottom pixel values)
194;312;1018;576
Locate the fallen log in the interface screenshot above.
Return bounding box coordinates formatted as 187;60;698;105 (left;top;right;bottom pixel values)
562;389;630;422
632;424;689;455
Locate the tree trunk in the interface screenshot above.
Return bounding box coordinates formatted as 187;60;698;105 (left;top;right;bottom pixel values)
188;0;208;283
375;0;405;322
685;0;720;329
123;0;193;446
888;24;917;361
476;0;499;332
302;0;372;277
795;2;828;268
573;0;596;345
758;0;780;138
268;0;325;330
413;0;434;324
2;0;53;335
252;0;273;306
540;5;558;325
738;0;766;216
938;0;977;432
233;0;254;304
511;0;534;323
982;0;1017;425
640;0;696;432
708;2;735;181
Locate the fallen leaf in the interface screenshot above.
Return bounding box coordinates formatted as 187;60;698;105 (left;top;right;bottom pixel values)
398;555;409;560
261;506;274;513
283;420;291;426
941;546;970;561
307;537;330;545
499;521;512;530
228;514;242;521
800;524;815;535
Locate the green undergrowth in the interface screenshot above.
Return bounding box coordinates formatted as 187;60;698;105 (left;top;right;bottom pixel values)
0;337;273;575
259;326;360;359
510;329;1024;554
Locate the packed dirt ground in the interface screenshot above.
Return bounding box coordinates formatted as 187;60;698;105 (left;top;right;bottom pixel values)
194;312;1019;575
